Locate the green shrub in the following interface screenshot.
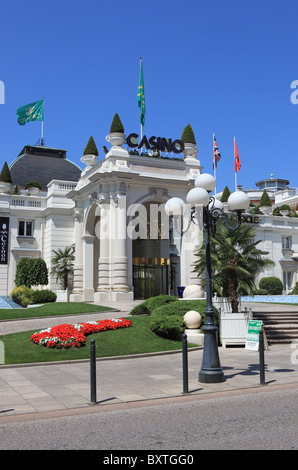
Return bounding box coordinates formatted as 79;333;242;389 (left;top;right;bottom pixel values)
83;136;98;156
25;181;42;190
291;282;298;295
273;204;291;216
110;113;124;133
32;289;57;304
181;124;196;144
130;295;179;316
149;300;207;340
259;276;283;295
10;286;34;307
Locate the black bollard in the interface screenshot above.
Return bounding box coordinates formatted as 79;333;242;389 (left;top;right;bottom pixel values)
182;333;189;394
259;329;265;385
90;339;97;403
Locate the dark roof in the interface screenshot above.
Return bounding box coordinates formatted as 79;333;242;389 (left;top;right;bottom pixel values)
9;145;82;189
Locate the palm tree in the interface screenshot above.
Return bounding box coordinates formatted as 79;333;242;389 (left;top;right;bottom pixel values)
50;246;75;290
194;221;274;312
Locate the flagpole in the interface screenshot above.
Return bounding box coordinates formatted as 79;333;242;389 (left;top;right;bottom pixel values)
213;133;217;196
41;97;44;146
140;58;143;139
234;137;237;191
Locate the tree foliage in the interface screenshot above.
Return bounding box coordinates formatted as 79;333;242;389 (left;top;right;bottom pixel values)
194;221;274;312
0;161;12;183
259;190;272;207
220;186;231;202
15;258;48;288
51;246;75;289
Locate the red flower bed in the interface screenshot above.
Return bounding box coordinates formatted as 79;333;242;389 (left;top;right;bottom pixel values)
31;318;132;349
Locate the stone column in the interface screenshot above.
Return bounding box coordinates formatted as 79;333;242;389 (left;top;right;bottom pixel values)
181;205;205;299
70;209;84;302
82;234;95;301
95;200;110;302
110;195;133;301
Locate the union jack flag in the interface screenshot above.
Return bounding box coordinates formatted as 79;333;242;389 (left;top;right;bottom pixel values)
213;134;221;169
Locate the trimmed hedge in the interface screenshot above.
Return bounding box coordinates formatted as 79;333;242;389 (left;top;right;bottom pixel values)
83;136;98;156
130;295;179;316
181;124;196;144
110;113;124;133
25;181;42;190
32;289;57;304
291;282;298;295
259;276;283;295
149;299;207;340
10;286;57;307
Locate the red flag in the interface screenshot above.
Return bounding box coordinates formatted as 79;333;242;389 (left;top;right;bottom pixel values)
213;134;221;170
234;138;241;173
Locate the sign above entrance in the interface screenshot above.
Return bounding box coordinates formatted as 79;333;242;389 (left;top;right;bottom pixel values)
126;133;185;154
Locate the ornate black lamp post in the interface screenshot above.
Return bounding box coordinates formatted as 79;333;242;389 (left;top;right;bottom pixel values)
165;173;250;384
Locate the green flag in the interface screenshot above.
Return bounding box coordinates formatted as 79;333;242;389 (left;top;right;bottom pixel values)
17;99;44;126
137;60;145;126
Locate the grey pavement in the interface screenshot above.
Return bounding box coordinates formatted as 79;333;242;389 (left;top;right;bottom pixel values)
0;300;298;421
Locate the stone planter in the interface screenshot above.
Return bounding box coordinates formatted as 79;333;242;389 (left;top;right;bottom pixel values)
56;289;69;302
260;206;272;215
26;186;40;195
105;132;125;147
0;182;11;193
182;142;196;157
219;310;252;347
80;154;98;168
213;295;252;347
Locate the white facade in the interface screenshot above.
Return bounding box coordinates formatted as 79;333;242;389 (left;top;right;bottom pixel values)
254;213;298;292
0;180;77;296
1;141;298;300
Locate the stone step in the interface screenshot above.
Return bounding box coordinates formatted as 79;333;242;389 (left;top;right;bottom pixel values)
252;311;298;343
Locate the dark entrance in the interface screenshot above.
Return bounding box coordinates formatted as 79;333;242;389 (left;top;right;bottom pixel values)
133;257;169;299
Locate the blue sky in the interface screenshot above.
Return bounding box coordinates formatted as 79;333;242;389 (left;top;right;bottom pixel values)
1;0;298;193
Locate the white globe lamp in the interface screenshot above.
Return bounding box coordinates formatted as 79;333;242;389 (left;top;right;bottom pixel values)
164;197;185;215
227;191;250;212
195;173;216;192
186;187;209;208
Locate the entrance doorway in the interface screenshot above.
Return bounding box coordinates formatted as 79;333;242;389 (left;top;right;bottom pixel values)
133;258;169;299
131;199;180;300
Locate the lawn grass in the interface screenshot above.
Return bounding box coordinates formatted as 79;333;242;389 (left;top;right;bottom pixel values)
0;316;184;365
0;302;116;321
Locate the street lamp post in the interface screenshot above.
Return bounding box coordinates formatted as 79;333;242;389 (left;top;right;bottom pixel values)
165;173;250;384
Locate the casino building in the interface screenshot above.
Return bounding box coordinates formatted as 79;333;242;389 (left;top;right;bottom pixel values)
0;134;204;301
1;131;298;301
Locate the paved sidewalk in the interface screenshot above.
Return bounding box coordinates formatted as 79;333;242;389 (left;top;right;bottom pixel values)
0;301;297;419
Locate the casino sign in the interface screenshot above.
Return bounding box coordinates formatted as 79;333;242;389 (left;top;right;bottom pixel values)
126;133;185;154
